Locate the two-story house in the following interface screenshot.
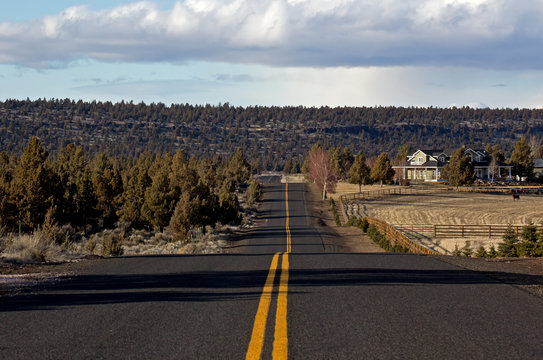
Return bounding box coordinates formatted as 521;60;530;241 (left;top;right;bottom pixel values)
393;148;512;182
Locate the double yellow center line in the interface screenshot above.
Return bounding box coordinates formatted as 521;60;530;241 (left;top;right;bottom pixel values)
245;183;291;360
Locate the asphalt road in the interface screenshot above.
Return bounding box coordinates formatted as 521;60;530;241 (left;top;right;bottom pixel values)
1;176;543;359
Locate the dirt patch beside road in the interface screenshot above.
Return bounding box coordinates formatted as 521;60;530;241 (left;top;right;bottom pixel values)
307;183;383;253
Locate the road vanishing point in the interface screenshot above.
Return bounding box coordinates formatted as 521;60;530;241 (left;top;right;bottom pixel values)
1;176;543;359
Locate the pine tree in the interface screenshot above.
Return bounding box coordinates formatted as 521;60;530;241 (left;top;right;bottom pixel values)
226;148;251;188
488;245;498;258
349;151;371;192
475;245;488;258
442;146;475;187
370;153;395;186
394;144;410;166
247;179;263;206
11;137;57;230
92;153;123;227
510;137;534;179
118;165;151;228
55;144;97;228
141;167;176;231
498;225;519;257
518;223;538;257
339;147;354;180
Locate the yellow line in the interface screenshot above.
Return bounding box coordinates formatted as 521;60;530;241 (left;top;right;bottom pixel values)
273;252;289;359
285;183;291;253
245;253;281;360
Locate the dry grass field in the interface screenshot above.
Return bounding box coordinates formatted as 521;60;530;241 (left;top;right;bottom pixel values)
359;192;543;225
329;182;403;200
346;191;543;254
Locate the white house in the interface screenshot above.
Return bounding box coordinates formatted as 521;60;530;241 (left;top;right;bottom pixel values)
393;148;512;182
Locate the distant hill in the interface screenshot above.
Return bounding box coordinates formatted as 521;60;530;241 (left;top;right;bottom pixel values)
1;99;542;170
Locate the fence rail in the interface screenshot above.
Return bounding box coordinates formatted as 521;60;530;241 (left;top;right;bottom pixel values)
339;185;543;203
364;217;439;255
393;224;543;239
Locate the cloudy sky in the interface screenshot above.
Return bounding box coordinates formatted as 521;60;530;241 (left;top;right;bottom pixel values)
1;0;543;108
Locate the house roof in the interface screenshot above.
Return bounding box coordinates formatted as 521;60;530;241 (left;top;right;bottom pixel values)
534;158;543;168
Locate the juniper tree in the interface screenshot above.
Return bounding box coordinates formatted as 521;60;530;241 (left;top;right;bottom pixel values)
370;152;395;186
226;148;251;188
92;153;123;227
510;137;534;179
141;167;176;231
349;151;371;192
118;165;152;228
11;137;57;230
442;146;475;187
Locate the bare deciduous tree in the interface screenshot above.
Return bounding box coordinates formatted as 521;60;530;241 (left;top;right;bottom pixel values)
308;148;337;199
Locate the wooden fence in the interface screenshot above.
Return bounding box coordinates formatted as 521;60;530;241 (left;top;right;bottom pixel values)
364;217;439;255
340;185;543;203
393;224;543;240
339;186;445;202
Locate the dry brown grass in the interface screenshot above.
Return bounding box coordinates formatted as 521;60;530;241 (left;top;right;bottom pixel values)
358;192;543;225
328;182;404;200
346;191;543;254
1;231;67;264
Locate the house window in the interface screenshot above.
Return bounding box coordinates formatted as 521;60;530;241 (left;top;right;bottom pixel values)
418;156;423;164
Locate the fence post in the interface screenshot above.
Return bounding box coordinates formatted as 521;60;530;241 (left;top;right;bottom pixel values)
488;225;491;239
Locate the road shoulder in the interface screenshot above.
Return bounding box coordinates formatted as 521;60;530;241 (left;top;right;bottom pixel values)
306;182;384;253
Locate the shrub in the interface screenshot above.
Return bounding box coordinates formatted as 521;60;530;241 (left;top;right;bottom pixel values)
328;198;342;226
101;232;124;256
452;244;462;256
461;242;473;258
1;231;64;263
487;245;498;258
475;245;488;258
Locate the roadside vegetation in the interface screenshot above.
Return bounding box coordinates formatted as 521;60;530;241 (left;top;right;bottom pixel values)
0;138;259;263
450;223;543;258
347;217;409;253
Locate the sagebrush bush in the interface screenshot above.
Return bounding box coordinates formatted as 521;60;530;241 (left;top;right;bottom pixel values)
101;233;124;256
1;231;65;263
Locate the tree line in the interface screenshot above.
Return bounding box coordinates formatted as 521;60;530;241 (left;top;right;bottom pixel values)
0;138;255;240
301;137;540;196
2;99;543;171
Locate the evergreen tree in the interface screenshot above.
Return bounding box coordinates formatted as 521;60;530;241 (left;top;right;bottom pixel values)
517;223;538;257
370;152;395;186
141;167;176;231
510;137;534;179
339;147;354;180
216;178;241;224
11;137;57;230
226;148;250;188
394;144;411;166
55;144;97;228
247;179;263;206
442;146;475;187
498;225;519;257
349;151;371;192
475;245;488;258
92;153;123;227
118;165;152;228
488;245;498;258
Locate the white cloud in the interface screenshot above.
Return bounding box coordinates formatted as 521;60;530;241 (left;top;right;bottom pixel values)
0;0;543;68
